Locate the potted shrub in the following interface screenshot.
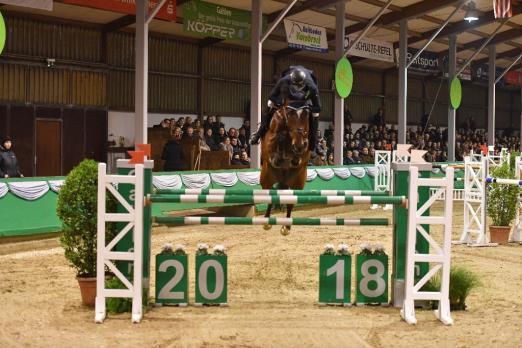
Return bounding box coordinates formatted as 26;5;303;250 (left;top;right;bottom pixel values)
425;266;481;310
487;163;520;244
57;159;116;306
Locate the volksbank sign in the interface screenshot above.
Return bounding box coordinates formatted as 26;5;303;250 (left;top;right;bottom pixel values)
284;19;328;53
183;0;266;41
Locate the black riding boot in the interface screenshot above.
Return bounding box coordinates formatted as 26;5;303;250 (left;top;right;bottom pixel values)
249;108;274;145
309;116;319;151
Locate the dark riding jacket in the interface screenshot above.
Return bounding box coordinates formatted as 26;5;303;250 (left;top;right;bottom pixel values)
268;67;321;114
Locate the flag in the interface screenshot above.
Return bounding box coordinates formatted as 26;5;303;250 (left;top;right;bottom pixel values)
494;0;512;19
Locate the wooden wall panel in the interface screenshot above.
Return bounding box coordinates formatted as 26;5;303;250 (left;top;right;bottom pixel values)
9;105;34;176
62;108;85;173
0;105;7;138
85;109;107;163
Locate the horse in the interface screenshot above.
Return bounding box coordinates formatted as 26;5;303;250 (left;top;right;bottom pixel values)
260;102;312;235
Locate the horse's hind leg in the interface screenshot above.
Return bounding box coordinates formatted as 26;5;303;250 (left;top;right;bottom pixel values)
263;204;273;230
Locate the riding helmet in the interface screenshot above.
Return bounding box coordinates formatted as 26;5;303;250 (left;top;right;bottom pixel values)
290;68;306;89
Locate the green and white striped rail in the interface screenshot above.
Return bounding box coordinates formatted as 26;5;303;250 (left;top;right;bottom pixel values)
152;216;390;226
154;188;389;196
148;194;407;206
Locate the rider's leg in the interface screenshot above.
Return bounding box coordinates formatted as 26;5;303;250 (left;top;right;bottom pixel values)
309;114;319;151
249;107;275;145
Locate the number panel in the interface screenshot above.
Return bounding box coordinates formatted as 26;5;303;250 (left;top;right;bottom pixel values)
319;255;351;304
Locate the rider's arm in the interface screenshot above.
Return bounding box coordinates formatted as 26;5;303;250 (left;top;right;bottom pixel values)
268;79;284;107
308;83;322;115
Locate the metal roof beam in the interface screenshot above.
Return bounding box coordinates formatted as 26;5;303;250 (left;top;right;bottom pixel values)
459;28;522;51
268;0;344;22
345;0;466;35
409;4;522;46
102;14;136;33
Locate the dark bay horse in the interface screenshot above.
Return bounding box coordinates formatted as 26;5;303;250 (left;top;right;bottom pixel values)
260;103;311;235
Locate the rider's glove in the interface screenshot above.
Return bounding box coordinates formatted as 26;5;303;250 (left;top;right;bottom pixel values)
312;113;320;118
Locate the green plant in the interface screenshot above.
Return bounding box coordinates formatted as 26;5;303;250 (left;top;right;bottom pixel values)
57;159;116;277
509;151;520;170
106;277;132;313
487;163;520;227
425;266;481;310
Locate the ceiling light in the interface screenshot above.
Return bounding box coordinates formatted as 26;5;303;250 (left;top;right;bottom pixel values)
464;1;479;23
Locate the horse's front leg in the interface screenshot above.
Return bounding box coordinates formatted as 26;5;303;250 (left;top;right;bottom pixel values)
280;204;293;236
263;204;273;230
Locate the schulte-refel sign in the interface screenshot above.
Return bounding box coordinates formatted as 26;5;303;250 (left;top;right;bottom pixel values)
344;35;394;63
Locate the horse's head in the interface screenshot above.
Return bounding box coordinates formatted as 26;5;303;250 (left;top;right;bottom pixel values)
265;102;310;169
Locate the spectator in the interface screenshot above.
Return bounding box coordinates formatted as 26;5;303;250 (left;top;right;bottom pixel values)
343;150;356;165
183;117;193;132
230;137;241;154
0;136;23;178
182;126;197;140
204;128;219;151
215;127;227;145
352;150;361;164
240;150;251;165
231;152;242;165
220;137;233;160
327;153;335;165
176;117;185;129
198;128;210;151
359;147;373;164
212;115;225;137
372;108;385;127
154;118;171;128
161;127;186;171
238;127;248;149
241;119;251;137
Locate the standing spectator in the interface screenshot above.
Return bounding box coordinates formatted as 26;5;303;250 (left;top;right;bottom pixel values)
241;119;251;137
182;126;197;140
183;117;193;132
198;127;210;151
161;127;185;171
372;108;385;127
154;118;171;129
176;117;185;129
204;115;214;130
238;127;248;149
0;137;23;178
212;115;225;136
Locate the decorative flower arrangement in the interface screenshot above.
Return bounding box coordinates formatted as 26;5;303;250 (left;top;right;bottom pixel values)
196;243;210;256
213;244;227;256
359;243;373;256
337;243;350;256
373;243;386;255
323;243;335;255
160;243;187;255
359;243;386;255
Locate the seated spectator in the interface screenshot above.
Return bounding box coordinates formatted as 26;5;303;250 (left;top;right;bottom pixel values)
343;150;356;165
327;153;335;165
220;137;233;160
182;126;197;140
154;118;171;128
204;115;214;130
215;127;227;145
204;128;219;151
198;128;210;151
231;152;242;165
240;150;250;165
161;127;185;171
192;119;201;131
0;136;23;178
352;150;361;164
231;137;241;154
183;117;193;132
176;117;185;129
359;147;373;164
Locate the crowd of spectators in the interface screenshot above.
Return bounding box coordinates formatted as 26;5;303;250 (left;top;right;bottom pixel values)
157;109;521;170
157;115;252;170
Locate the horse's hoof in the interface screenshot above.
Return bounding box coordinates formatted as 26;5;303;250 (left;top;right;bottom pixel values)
263;224;272;230
280;226;290;236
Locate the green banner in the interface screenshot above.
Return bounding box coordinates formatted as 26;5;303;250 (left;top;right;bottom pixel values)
183;0;265;41
0;11;6;55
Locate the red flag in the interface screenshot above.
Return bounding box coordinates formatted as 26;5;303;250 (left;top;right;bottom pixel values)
136;144;151;158
128;151;145;164
494;0;512;19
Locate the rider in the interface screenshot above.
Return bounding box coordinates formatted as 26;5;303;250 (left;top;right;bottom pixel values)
249;66;322;150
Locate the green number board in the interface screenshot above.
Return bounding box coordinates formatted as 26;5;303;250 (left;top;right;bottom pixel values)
195;255;228;305
155;254;189;306
318;254;351;304
355;254;388;305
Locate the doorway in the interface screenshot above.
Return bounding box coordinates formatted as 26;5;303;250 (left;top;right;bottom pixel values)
35;119;62;176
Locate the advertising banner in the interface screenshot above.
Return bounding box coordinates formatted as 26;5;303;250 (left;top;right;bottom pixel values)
0;0;53;11
183;0;264;41
284;19;328;53
472;63;506;87
396;48;440;75
344;34;394;62
62;0;176;21
505;70;522;86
